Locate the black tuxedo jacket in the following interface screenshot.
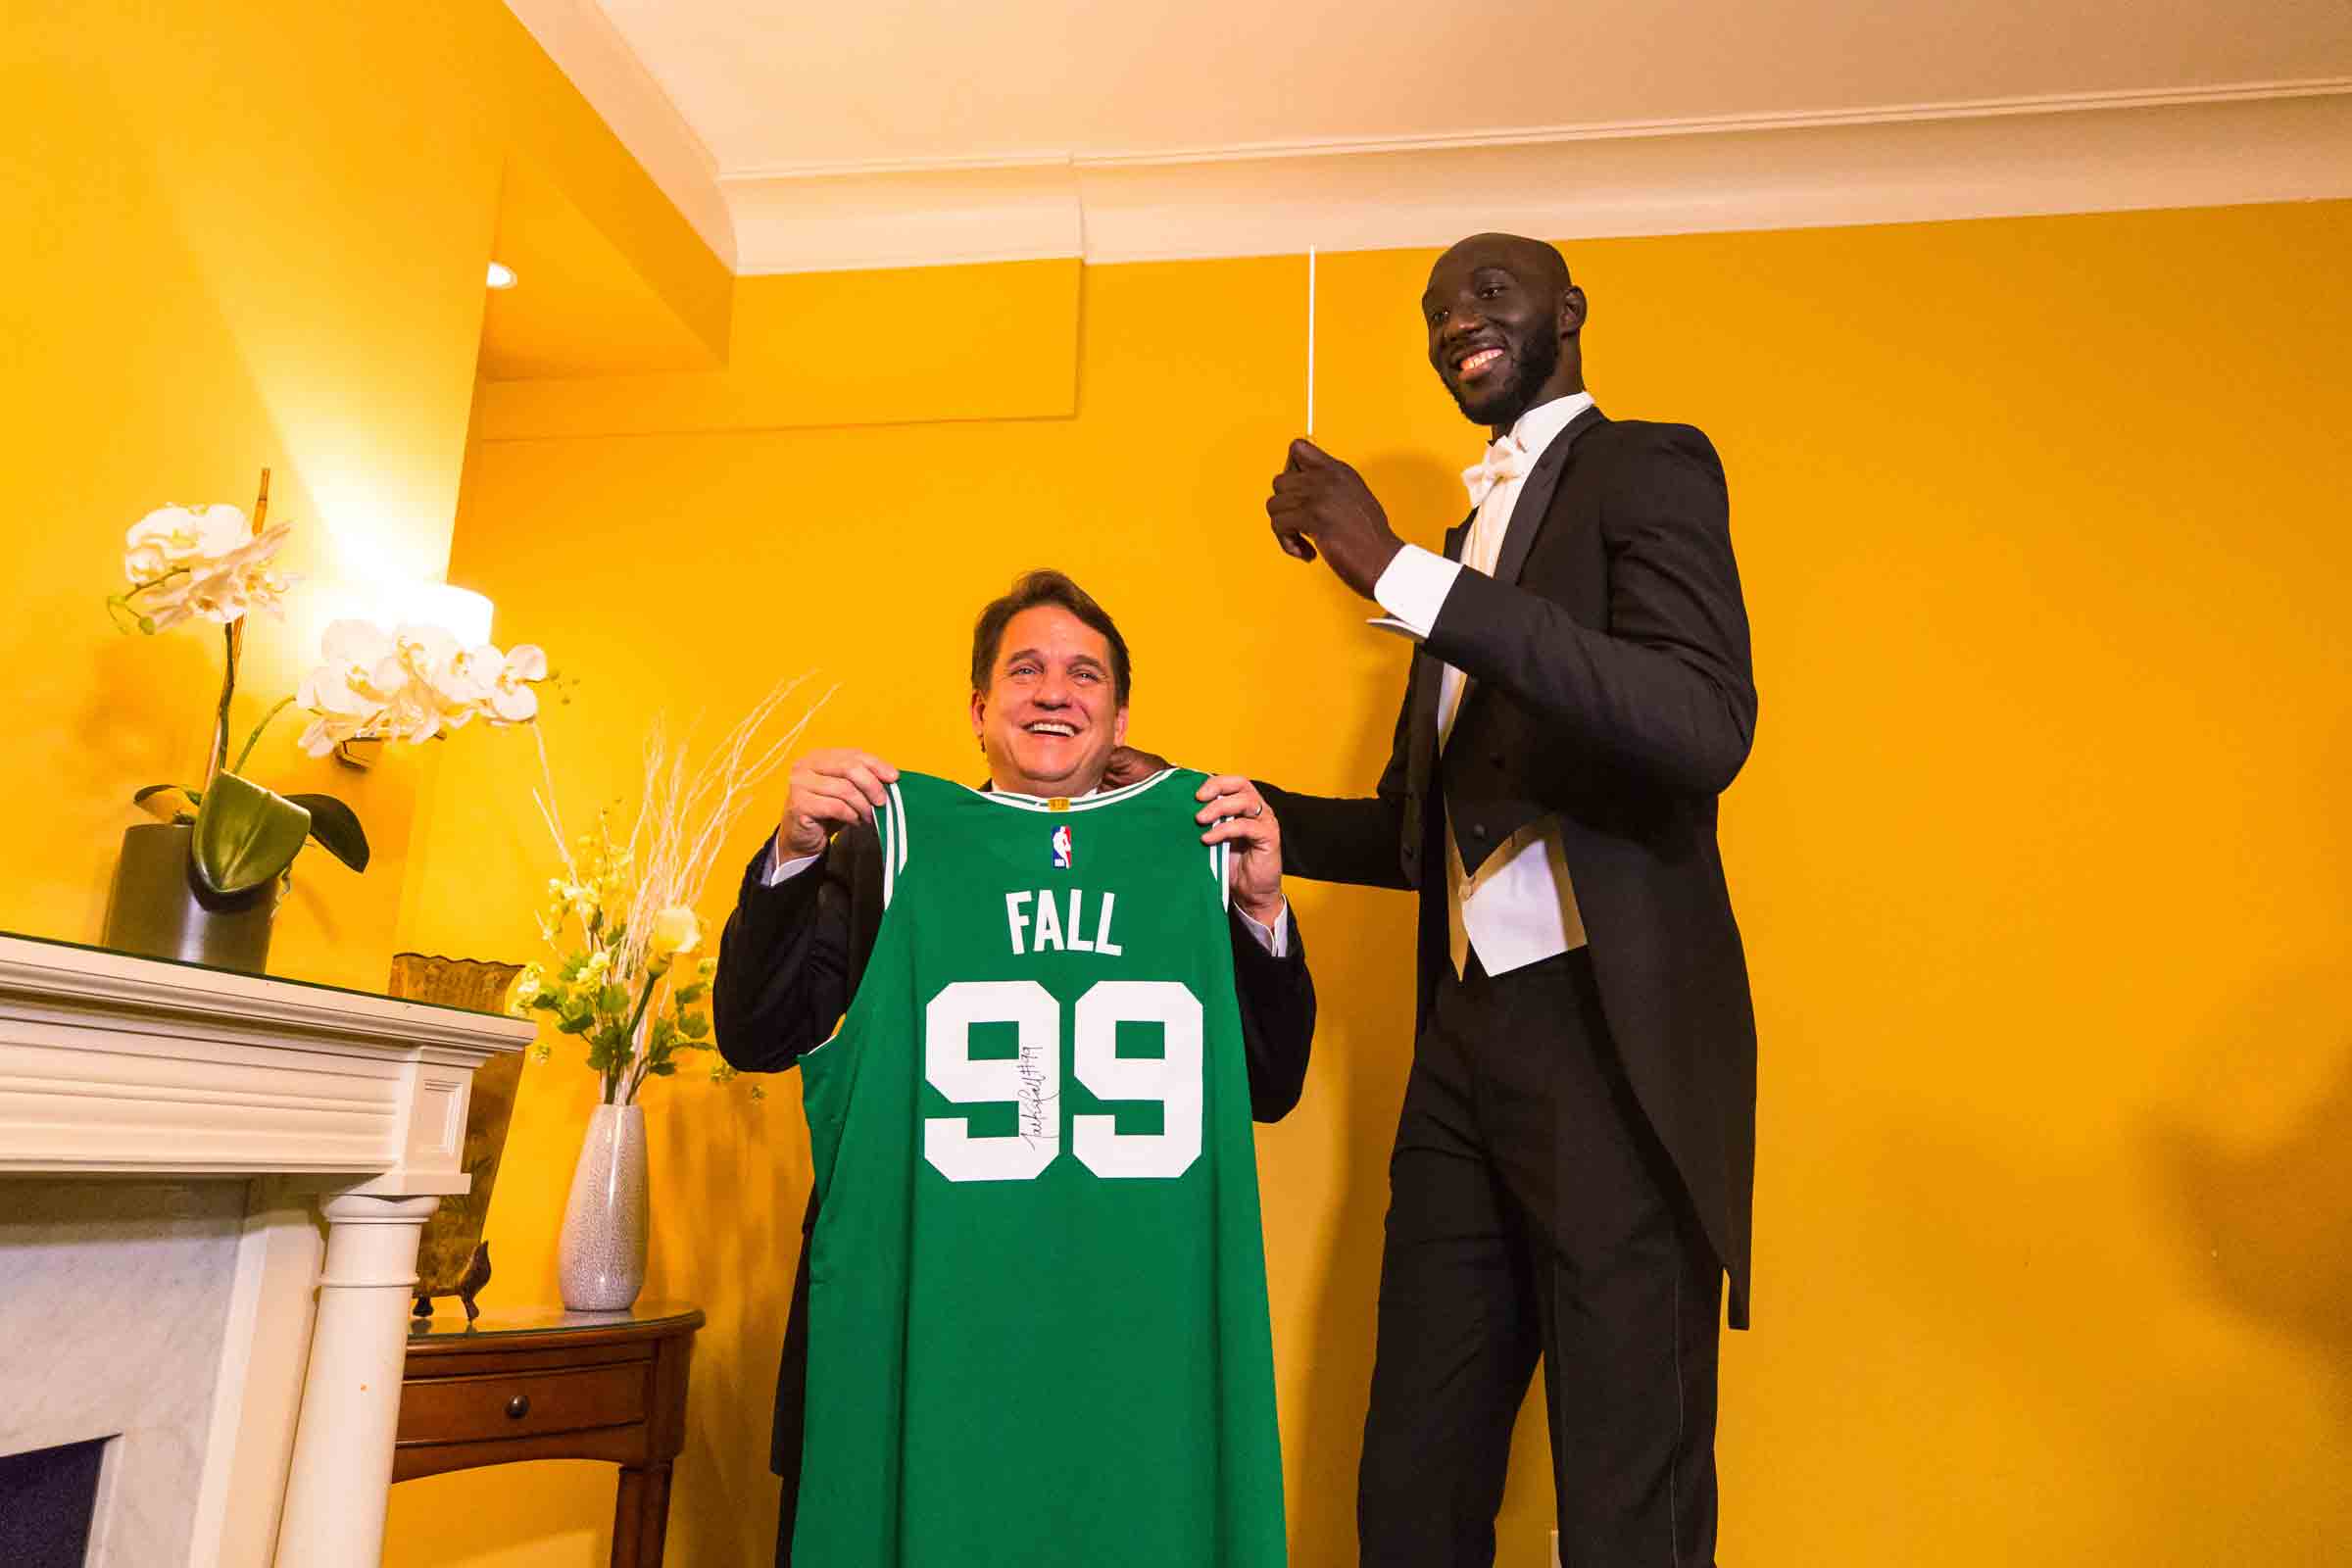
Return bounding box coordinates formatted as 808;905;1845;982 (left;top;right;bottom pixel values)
1260;407;1758;1328
712;812;1319;1492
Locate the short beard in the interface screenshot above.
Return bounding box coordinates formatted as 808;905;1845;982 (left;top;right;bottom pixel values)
1449;326;1561;428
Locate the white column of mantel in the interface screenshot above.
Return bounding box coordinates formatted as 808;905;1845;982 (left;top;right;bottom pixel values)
272;1185;454;1567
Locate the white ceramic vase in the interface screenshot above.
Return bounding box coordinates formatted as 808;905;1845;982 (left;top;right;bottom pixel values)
558;1102;648;1311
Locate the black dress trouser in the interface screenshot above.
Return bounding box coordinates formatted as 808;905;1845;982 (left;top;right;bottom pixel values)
1357;948;1721;1568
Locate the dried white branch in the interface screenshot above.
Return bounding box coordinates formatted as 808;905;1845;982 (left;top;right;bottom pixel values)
535;671;832;1103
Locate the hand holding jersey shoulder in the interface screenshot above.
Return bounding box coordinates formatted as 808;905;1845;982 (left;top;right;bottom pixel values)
779;747;900;857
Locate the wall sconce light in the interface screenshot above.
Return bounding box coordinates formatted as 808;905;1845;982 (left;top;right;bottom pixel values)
386;582;496;648
486;262;518;290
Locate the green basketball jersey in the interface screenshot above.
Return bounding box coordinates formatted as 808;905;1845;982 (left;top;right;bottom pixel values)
794;768;1287;1567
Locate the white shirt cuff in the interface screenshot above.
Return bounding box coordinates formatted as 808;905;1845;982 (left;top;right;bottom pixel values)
1235;900;1291;959
762;830;821;887
1371;543;1462;640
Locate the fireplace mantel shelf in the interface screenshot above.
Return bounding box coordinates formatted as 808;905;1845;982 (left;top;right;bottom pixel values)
0;931;532;1566
0;932;531;1182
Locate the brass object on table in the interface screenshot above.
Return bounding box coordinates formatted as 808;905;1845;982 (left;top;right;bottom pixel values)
388;953;527;1321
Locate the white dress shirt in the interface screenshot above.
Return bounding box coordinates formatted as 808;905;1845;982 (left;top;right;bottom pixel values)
764;780;1292;956
1369;391;1594;978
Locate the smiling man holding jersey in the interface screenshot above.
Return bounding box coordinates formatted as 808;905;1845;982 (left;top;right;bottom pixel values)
714;568;1317;1566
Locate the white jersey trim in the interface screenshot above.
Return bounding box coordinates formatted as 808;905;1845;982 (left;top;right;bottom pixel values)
964;768;1178;812
890;781;909;871
880;782;909;910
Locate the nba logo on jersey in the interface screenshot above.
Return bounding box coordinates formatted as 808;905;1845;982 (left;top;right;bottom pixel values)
1050;824;1074;868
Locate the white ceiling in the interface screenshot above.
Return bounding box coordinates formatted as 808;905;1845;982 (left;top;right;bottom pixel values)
506;0;2352;272
597;0;2346;171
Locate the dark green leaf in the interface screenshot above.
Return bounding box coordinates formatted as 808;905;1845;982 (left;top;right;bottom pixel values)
285;793;370;873
586;1028;628;1073
599;983;630;1017
678;1010;710;1040
133;783;200;823
672;982;709;1005
191;771;311;895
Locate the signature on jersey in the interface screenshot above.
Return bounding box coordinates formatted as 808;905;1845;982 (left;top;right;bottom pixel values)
1017;1035;1058;1147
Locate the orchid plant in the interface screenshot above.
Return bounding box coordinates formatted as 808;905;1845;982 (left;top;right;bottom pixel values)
512;675;826;1105
108;470;550;900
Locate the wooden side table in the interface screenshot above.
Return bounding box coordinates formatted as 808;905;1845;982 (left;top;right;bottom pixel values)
394;1302;704;1567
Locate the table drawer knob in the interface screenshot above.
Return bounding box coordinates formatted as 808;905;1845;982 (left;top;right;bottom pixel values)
505;1394;531;1420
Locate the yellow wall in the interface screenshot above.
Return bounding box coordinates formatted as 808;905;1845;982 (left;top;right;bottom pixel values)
0;0;722;987
389;202;2352;1565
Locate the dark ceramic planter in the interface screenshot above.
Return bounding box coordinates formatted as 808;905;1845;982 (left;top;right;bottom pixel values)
100;821;282;974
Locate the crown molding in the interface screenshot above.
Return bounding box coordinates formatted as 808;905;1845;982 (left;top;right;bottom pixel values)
715;79;2352;274
726;159;1085;276
502;0;737;267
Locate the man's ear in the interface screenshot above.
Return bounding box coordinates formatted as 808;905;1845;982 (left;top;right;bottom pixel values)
1112;706;1129;748
969;689;987;742
1559;284;1588;338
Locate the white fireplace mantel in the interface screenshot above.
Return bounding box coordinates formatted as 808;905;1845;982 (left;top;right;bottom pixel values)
0;932;533;1566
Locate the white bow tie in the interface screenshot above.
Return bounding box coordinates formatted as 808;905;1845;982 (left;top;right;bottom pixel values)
1461;435;1531;508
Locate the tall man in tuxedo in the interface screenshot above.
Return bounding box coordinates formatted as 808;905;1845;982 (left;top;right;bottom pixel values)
1257;234;1757;1566
714;568;1318;1566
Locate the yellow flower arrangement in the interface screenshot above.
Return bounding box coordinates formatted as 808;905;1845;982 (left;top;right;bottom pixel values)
511;675;825;1104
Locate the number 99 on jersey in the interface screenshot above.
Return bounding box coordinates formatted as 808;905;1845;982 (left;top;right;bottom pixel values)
922;978;1204;1183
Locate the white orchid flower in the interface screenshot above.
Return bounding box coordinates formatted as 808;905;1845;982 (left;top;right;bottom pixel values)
381;683;450;746
123;504;247;582
294;619;552;756
484;644;549;722
122;511;296;630
446;645;503;698
131;577;196;631
301;621;393;715
295;620;399;753
391;622;462;674
322;617;394;668
175;524;298;626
